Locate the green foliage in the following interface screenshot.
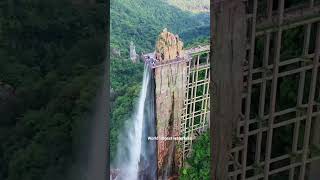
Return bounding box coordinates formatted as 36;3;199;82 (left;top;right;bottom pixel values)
166;0;209;13
184;37;209;49
0;1;106;179
110;0;209;56
180;132;210;180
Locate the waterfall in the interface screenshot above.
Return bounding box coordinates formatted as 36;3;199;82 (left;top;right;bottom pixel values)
113;64;157;180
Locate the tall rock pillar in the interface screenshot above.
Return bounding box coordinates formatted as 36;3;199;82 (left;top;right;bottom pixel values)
153;29;187;179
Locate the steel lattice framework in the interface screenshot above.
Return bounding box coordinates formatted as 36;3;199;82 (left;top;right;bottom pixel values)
180;45;210;162
211;0;320;179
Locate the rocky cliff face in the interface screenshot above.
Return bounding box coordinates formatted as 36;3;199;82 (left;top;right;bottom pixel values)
155;28;184;62
153;29;187;178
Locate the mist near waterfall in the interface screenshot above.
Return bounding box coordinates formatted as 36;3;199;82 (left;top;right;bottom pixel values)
113;64;157;180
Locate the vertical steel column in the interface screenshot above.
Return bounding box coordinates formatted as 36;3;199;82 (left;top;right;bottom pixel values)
242;0;258;179
299;22;320;180
263;1;284;179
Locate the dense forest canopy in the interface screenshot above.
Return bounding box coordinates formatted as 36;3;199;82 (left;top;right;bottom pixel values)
180;132;210;180
166;0;209;13
0;1;106;179
110;0;209;57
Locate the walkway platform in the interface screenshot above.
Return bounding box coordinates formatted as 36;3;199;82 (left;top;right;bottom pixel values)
141;45;210;69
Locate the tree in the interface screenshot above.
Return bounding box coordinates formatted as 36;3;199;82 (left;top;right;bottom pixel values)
180;132;210;180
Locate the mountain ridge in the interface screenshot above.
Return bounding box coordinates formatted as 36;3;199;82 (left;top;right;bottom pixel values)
110;0;209;55
166;0;210;13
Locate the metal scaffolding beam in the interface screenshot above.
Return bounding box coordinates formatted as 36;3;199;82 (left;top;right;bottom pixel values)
211;0;320;180
180;49;210;162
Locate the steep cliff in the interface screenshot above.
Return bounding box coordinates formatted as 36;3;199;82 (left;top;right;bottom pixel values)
153;30;187;178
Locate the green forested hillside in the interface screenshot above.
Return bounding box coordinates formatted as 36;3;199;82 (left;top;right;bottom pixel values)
110;0;209;55
0;1;106;179
110;0;209;162
166;0;209;13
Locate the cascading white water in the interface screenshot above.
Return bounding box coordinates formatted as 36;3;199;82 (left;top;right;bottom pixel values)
113;64;156;180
